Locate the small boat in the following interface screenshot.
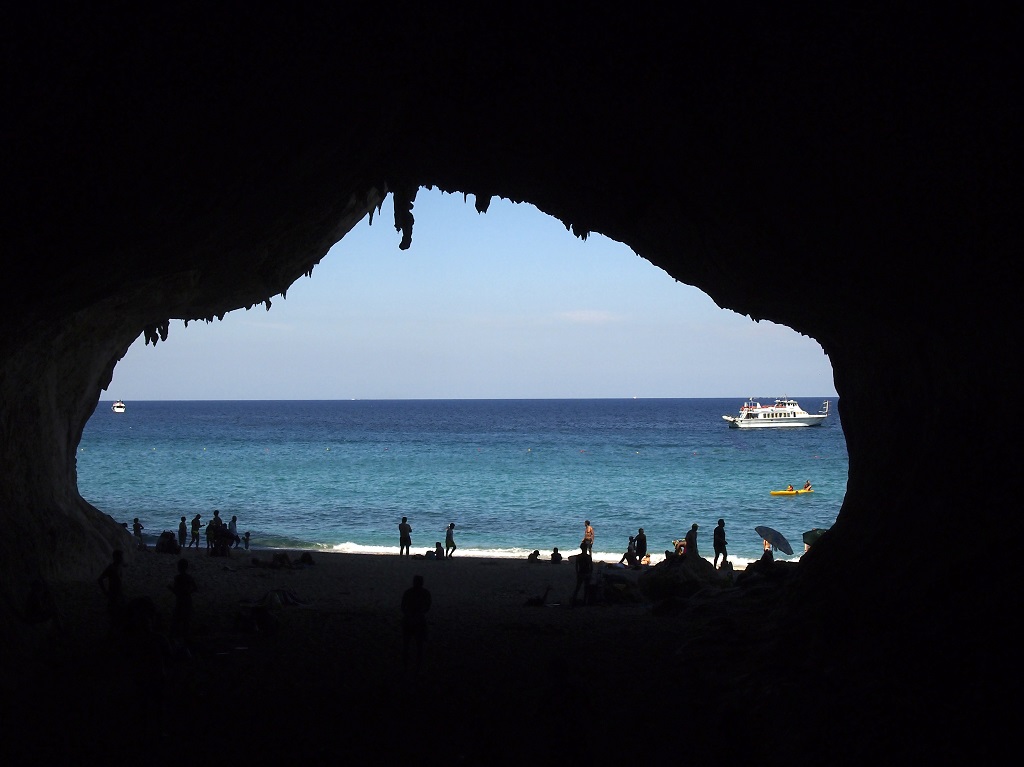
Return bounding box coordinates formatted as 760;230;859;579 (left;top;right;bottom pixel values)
770;488;814;496
722;397;829;428
112;399;126;413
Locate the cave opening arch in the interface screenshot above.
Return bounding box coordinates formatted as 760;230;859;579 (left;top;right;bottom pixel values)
79;188;845;564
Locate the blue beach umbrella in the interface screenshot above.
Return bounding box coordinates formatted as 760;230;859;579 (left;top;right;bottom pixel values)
754;525;793;555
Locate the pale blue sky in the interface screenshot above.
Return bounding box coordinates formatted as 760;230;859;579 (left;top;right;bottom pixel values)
105;189;837;400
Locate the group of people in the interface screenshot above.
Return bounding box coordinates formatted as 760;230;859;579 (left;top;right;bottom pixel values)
129;510;252;556
97;548;199;640
395;516;737;572
667;519;730;568
399;517;458;559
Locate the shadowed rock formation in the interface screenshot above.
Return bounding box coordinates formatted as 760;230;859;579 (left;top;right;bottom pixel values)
1;5;1015;760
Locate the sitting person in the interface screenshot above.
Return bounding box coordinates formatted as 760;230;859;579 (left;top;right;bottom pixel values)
803;480;813;490
618;536;638;567
434;541;445;560
787;484;795;491
550;547;562;563
528;550;541;563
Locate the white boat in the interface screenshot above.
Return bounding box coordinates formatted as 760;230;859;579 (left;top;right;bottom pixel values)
722;397;828;428
112;399;126;413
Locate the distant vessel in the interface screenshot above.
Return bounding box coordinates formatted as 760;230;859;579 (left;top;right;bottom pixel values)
112;399;126;413
722;397;828;428
770;488;814;496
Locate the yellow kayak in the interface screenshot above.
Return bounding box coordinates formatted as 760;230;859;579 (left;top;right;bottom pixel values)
770;488;814;496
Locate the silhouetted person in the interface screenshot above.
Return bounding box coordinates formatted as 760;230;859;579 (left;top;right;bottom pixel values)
635;527;647;562
189;514;202;548
169;558;198;639
618;536;638;567
572;545;593;607
582;520;594;556
685;523;699;558
713;518;728;568
19;578;62;635
242;531;251;550
177;516;187;549
528;550;541;562
399;516;412;556
445;522;456;558
551;547;562;563
98;549;125;632
401;574;431;672
132;517;145;549
229;515;241;547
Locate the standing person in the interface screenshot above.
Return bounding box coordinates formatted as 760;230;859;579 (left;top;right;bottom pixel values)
97;549;125;633
132;517;145;549
713;518;728;569
582;519;595;556
229;515;241;547
188;514;202;549
177;516;187;550
398;516;412;557
572;544;593;607
635;527;648;563
685;523;699;558
401;574;432;673
445;522;456;558
169;558;198;639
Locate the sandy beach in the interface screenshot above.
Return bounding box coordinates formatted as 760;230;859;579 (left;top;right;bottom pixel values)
7;545;787;765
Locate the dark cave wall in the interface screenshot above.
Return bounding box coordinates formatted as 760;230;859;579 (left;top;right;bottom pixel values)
1;6;1017;708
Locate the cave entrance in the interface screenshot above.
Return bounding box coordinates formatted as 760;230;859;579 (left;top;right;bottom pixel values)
81;188;844;564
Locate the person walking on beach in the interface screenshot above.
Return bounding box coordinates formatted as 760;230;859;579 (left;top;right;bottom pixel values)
188;514;202;549
169;558;198;639
582;519;594;556
635;527;647;563
445;522;456;558
713;518;728;569
685;523;699;558
572;544;593;606
177;516;187;550
229;515;241;548
401;574;432;673
399;516;412;556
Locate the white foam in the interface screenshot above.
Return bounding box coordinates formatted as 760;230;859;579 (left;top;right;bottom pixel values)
326;541;799;569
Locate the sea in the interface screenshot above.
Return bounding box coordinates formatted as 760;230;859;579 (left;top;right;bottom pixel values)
77;398;846;568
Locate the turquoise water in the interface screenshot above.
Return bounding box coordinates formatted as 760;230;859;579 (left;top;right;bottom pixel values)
77;398;847;566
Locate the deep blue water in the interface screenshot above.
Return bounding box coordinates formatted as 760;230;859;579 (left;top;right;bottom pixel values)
77;398;846;566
